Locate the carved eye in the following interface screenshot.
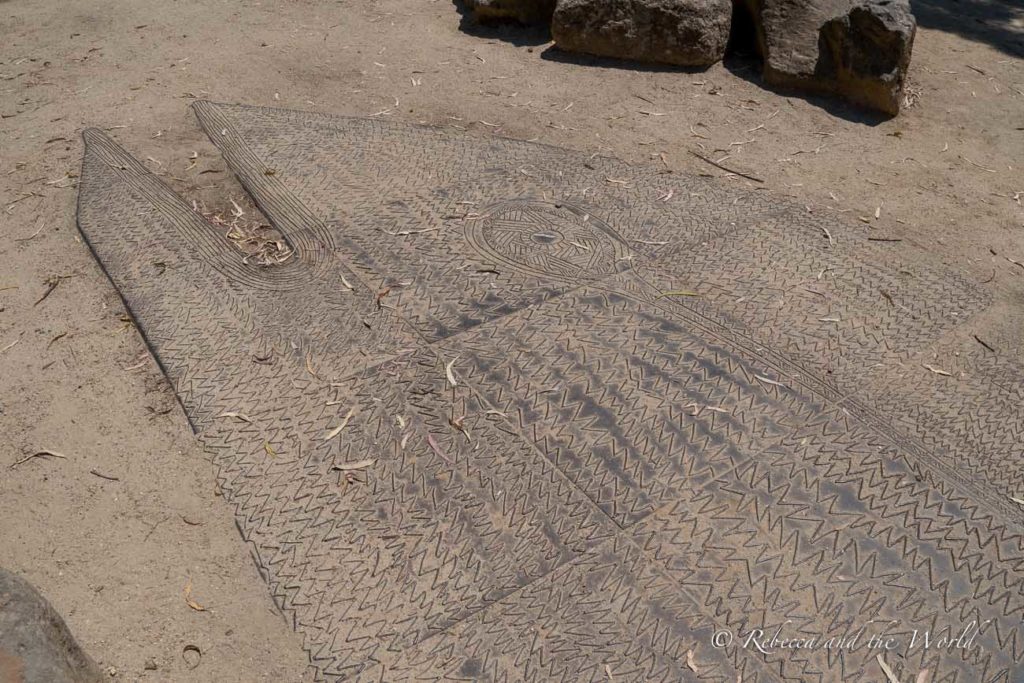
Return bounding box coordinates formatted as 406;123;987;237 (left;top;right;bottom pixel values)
531;231;561;244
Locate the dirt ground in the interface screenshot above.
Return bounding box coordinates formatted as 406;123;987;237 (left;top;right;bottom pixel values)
1;0;1022;680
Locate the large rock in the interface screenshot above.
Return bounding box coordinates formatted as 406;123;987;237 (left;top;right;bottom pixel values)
737;0;915;115
552;0;733;67
0;569;102;683
465;0;556;24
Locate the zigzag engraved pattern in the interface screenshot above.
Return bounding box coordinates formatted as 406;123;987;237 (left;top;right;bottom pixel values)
74;103;1024;682
644;210;988;388
857;332;1024;504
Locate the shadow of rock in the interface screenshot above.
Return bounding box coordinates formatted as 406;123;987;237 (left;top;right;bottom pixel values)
452;0;553;46
539;44;712;74
722;53;892;125
453;0;1011;119
912;0;1024;57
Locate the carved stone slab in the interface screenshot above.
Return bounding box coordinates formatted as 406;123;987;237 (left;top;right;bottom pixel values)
75;102;1024;682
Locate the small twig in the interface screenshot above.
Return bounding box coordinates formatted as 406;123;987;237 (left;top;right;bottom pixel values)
688;151;763;183
963;156;997;173
973;335;995;353
89;469;120;481
754;374;789;389
34;275;71;306
11;449;67;469
46;332;67;349
14;222;45;242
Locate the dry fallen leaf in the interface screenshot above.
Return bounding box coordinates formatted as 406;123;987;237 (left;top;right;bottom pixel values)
876;654;900;683
426;433;453;465
324;408;355;441
685;403;729;415
445;357;459;388
685;649;699;674
450;415;472;442
182;644;202;669
217;411;252;423
754;374;788;388
183;577;205;612
10;449;68;469
332;459;375;471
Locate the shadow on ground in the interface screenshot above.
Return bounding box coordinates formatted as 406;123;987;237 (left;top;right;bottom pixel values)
451;0;1018;123
720;54;892;126
538;45;710;74
912;0;1024;57
451;0;551;46
539;44;890;124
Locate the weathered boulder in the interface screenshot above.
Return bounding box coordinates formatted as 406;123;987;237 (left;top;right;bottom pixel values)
552;0;733;67
737;0;915;114
464;0;556;24
0;569;102;683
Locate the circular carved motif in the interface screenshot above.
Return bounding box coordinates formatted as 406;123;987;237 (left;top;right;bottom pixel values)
466;200;629;280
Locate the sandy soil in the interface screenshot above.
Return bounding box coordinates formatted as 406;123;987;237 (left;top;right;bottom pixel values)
1;0;1022;679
